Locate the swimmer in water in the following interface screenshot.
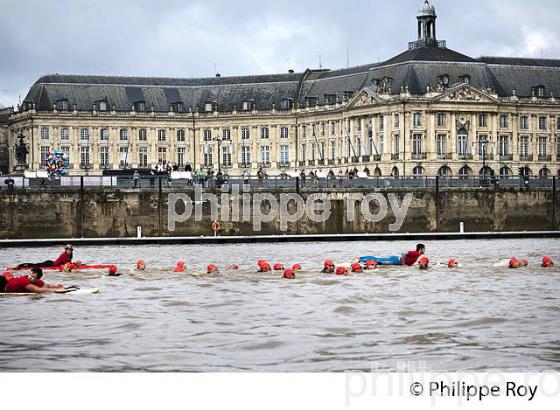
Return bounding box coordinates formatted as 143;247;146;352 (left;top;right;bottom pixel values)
173;261;186;273
321;260;335;274
336;266;348;276
283;269;295;279
541;256;554;268
418;257;430;270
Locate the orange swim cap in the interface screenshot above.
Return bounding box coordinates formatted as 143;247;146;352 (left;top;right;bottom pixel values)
336;266;348;275
273;263;284;271
283;269;295;279
207;264;218;273
108;265;118;275
365;260;377;268
542;256;554;267
508;258;519;268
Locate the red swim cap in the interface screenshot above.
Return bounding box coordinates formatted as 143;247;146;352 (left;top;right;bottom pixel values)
283;269;295;279
365;260;377;268
108;265;118;275
419;257;429;265
260;262;271;272
542;256;554;267
136;260;145;269
351;263;362;272
273;263;284;271
447;258;458;268
177;261;185;267
336;266;348;275
292;264;302;271
324;259;335;268
2;271;14;281
508;258;519;268
207;264;218;273
257;260;266;267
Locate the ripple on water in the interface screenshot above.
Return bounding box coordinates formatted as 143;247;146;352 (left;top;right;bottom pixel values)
456;317;508;329
333;306;356;314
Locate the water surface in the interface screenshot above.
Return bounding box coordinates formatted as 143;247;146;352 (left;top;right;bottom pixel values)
1;239;559;372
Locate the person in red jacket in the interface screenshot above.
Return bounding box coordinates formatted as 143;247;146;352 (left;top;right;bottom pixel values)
403;244;426;266
17;244;82;268
1;267;64;293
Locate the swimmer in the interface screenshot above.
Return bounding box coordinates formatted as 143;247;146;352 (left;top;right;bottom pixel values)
273;263;284;271
207;264;219;275
542;256;554;268
283;269;295;279
351;263;363;273
136;260;145;270
258;262;271;272
364;260;378;270
173;261;186;273
321;260;335;274
418;257;429;270
292;264;302;271
447;258;459;268
108;265;120;276
336;266;348;276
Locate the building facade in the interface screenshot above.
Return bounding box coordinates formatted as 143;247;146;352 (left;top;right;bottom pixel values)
6;1;560;178
0;107;13;174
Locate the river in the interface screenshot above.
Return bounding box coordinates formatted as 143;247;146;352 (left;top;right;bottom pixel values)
1;239;559;372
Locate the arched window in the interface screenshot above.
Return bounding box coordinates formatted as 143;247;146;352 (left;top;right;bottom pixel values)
391;167;400;178
539;168;550;179
438;166;451;178
363;167;371;176
459;165;472;180
373;167;381;177
412;166;424;179
499;167;512;179
479;166;493;178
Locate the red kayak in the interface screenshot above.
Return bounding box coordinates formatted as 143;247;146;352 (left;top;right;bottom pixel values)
9;264;115;271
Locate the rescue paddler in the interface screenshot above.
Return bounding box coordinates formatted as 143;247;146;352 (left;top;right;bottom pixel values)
1;267;64;294
358;244;426;266
17;244;82;269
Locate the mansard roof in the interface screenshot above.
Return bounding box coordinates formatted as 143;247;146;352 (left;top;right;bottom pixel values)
22;47;560;113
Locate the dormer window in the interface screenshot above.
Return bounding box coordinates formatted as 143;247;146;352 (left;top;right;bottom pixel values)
241;100;254;111
205;102;215;113
325;94;337;105
134;101;146;112
439;74;450;87
279;98;293;110
536;86;545;97
172;101;184;113
460;75;471;85
57;99;69;111
98;101;108;111
305;96;318;107
343;91;354;101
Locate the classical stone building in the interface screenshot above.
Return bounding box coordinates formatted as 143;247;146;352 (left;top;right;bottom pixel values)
0;107;13;174
6;1;560;178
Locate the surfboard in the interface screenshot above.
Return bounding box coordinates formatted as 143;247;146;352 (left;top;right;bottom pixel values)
0;288;101;296
9;265;114;271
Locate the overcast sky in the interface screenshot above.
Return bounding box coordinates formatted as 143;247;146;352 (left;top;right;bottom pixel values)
1;0;560;107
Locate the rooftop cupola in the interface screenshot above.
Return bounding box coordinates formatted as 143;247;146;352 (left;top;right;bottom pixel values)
409;1;446;49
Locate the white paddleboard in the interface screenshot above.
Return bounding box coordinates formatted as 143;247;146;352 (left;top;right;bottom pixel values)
0;288;101;296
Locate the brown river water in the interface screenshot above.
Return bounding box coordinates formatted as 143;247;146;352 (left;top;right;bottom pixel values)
0;239;559;372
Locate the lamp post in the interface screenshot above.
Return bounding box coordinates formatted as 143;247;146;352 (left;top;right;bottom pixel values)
213;136;222;173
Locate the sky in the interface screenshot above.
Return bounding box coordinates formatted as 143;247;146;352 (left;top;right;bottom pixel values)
1;0;560;108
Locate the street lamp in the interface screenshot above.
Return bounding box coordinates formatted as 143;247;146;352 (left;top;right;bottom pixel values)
212;136;223;173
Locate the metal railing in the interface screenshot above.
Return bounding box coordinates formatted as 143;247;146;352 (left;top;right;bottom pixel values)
0;175;556;191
